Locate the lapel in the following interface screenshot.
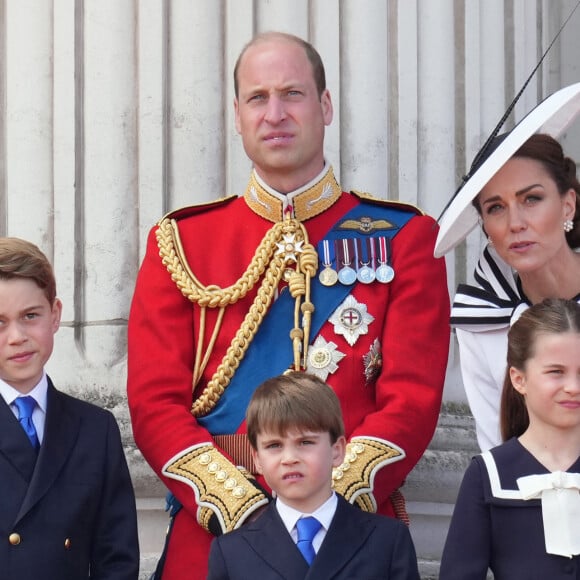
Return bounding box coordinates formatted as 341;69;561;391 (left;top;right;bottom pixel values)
15;379;81;523
243;504;310;580
0;396;38;481
307;496;376;578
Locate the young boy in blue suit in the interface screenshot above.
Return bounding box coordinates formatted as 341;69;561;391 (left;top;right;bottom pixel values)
207;372;420;580
0;237;139;579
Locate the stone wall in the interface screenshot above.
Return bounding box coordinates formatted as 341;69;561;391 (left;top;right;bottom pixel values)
3;2;580;578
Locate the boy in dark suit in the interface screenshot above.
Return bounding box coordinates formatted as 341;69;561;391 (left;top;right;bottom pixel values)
207;372;420;580
0;237;139;579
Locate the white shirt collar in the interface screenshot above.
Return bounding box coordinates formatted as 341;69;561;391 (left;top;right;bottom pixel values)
0;372;49;413
276;491;338;538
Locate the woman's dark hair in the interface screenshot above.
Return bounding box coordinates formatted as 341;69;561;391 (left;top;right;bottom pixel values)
500;298;580;441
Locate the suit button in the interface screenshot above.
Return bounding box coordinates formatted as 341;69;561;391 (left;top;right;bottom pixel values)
9;533;21;545
64;538;72;549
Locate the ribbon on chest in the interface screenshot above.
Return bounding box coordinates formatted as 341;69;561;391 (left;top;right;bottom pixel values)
517;471;580;558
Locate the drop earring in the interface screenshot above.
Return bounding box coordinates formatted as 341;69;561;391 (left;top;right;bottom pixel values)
487;237;494;247
564;219;573;233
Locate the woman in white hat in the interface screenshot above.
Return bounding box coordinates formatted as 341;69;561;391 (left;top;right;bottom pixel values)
447;132;580;451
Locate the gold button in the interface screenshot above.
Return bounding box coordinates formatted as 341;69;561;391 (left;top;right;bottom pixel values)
64;538;71;549
215;470;227;482
224;478;237;490
9;533;21;545
232;486;247;498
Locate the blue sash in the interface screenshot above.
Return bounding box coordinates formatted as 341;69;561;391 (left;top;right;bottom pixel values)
197;202;415;434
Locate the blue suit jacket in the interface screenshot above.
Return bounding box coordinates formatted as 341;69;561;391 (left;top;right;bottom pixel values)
0;378;139;579
207;495;420;580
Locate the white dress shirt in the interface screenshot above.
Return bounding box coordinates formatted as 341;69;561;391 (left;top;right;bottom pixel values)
0;373;49;443
275;492;338;554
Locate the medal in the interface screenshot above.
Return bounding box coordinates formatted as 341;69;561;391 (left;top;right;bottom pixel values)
337;239;356;285
329;295;375;346
338;266;356;285
306;335;346;380
357;265;375;284
275;233;304;263
376;237;395;283
376;264;395;283
318;240;338;286
356;239;375;284
363;337;382;384
320;267;339;286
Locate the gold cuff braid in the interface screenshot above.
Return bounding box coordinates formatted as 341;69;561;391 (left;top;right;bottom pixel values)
332;437;405;512
162;444;269;534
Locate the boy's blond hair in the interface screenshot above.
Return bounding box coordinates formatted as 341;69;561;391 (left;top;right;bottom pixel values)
246;372;345;448
0;237;57;304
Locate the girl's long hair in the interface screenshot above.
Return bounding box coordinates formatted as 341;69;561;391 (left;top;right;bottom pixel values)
500;298;580;441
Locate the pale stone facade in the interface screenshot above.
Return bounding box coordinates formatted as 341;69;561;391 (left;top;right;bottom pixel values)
1;1;579;577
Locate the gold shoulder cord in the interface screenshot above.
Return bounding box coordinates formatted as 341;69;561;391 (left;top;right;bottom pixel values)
156;216;318;418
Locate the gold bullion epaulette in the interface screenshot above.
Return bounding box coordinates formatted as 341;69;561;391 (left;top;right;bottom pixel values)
351;190;425;217
332;436;406;512
159;195;238;223
162;443;269;534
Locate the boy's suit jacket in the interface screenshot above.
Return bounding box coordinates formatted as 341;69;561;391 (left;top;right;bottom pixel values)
207;495;420;580
0;377;139;579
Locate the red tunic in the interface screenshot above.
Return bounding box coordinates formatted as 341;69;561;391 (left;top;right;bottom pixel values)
127;174;450;579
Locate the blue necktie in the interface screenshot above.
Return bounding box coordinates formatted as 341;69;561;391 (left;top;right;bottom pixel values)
14;396;40;451
296;517;322;565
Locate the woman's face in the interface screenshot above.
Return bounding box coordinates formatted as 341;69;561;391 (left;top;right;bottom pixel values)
478;157;576;274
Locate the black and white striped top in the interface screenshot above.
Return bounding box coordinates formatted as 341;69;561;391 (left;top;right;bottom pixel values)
450;246;580;331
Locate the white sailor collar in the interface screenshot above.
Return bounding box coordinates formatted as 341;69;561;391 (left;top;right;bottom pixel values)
481;445;580;558
451;245;580;332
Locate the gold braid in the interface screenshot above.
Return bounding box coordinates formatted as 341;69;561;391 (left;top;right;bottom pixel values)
156;216;318;417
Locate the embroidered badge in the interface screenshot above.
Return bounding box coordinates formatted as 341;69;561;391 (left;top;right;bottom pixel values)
329;295;375;347
337;216;395;234
307;182;334;210
306;336;346;380
363;338;382;384
249;185;272;212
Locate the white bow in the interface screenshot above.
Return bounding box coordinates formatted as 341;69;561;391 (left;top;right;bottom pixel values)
517;471;580;558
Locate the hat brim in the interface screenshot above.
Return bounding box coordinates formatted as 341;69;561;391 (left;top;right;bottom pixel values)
434;82;580;258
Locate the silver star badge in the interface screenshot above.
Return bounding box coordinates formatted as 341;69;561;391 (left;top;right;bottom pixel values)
306;335;345;380
329;294;375;346
275;233;304;263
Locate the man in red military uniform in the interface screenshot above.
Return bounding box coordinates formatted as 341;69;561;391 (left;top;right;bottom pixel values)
128;31;450;579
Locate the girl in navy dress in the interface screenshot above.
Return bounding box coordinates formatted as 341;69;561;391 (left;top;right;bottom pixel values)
440;298;580;580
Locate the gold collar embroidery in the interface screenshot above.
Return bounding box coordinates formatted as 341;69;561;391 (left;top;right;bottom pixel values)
244;167;343;222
